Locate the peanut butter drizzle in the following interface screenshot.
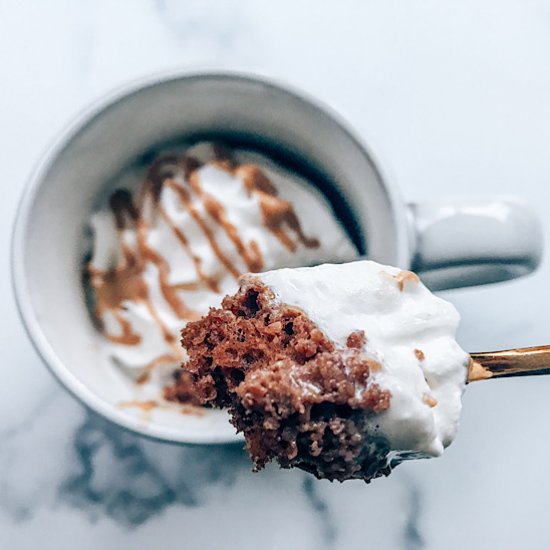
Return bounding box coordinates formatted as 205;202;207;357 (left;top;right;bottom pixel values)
117;231;136;268
188;171;264;272
180;404;207;416
119;399;159;421
89;150;323;370
135;218;201;323
136;353;182;385
120;399;159;412
422;393;438;408
88;263;146;346
89;189;200;350
159;206;220;292
394;270;420;291
119;398;206;417
110;310;141;346
141;157;224;292
235;164;320;251
204;193;264;271
164;178;243;278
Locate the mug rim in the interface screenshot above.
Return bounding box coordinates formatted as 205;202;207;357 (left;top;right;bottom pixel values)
11;68;410;443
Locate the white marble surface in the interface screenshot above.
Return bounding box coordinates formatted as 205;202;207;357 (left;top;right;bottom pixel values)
2;1;550;549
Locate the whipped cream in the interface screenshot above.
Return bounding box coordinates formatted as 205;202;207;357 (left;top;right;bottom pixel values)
87;143;358;390
259;260;469;458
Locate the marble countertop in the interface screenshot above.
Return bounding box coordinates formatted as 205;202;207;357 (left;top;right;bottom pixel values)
2;1;550;549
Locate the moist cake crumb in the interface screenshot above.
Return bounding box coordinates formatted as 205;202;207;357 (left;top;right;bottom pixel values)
181;276;397;482
347;330;367;349
163;370;203;406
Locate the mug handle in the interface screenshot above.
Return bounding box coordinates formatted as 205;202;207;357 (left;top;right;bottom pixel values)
407;197;543;291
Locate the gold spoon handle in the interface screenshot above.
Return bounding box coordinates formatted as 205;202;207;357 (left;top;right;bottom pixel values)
468;346;550;382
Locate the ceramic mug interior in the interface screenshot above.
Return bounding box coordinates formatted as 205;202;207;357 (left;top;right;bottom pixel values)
12;72;409;443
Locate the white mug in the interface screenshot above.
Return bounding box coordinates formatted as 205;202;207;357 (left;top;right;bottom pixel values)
12;71;543;443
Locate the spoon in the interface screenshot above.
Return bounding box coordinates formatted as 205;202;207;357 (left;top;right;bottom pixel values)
468;346;550;382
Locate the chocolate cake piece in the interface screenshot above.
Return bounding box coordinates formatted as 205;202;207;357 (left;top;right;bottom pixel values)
181;260;469;481
181;276;396;482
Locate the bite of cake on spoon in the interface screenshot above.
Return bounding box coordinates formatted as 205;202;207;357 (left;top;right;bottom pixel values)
180;260;470;482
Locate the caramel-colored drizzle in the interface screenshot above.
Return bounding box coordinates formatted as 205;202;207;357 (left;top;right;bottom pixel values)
189;171;263;272
118;399;160;422
136;353;182;385
118;399;206;418
119;399;159;413
159;206;220;292
422;393;438;408
394;270;420;291
88;265;145;346
164;178;243;278
135;219;200;323
236;164;320;251
89;189;198;349
88;150;321;372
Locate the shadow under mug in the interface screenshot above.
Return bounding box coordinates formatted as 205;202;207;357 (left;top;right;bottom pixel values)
12;71;543;443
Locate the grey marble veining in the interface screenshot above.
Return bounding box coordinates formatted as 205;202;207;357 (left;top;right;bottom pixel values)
2;1;550;549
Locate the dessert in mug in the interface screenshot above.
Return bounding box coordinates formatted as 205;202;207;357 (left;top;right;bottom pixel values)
85;143;357;402
181;261;469;481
